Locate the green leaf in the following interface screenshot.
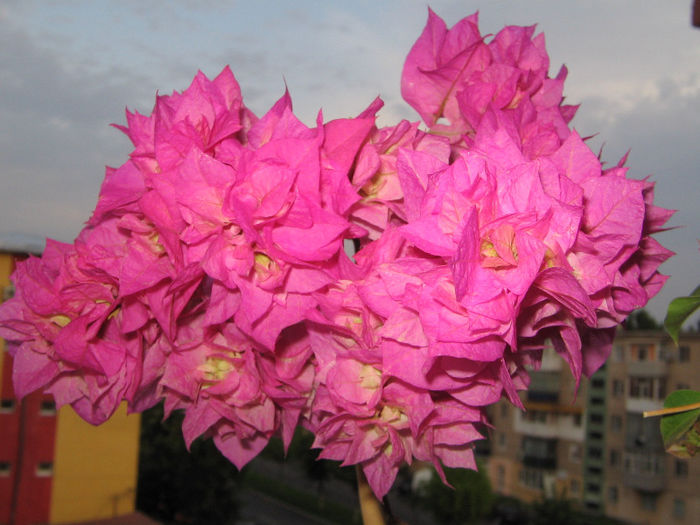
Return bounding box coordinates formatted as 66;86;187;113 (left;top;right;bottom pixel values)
660;390;700;457
663;284;700;345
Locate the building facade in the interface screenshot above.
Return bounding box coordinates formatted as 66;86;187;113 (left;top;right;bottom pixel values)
601;330;700;524
0;245;142;525
485;329;700;524
486;344;587;504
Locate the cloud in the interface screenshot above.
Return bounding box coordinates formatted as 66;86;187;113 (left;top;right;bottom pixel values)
570;74;700;320
0;21;140;241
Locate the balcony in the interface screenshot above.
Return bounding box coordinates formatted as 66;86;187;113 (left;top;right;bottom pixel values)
522;455;557;470
628;361;667;377
527;390;559;403
625;397;663;414
515;408;585;441
623;452;666;492
521;437;557;470
527;371;560;403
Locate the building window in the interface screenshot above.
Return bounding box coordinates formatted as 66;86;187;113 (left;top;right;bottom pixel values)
588;446;603;459
35;462;53;477
590;396;604;406
610;414;623;432
637;345;649;361
629;377;652;398
629;377;665;399
677;382;690;390
673;498;685;519
613;344;624;362
498;432;506;449
519;468;544;489
0;399;16;413
500;404;508;418
525;410;547;423
573;413;582;427
658;378;666;399
679;346;690;362
641;492;657;511
39;400;56;416
608;485;618;503
570;478;580;495
569;443;582;462
675;460;689;478
0;461;11;476
497;464;505;491
612;379;624;397
592;378;605;389
609;449;620;467
586;482;601;494
624;452;664;476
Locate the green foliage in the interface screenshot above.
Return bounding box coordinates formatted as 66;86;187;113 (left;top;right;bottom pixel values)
624;309;661;330
261;427;356;485
136;403;240;524
419;465;494;524
664;284;700;344
660;390;700;458
529;497;587;525
242;469;361;524
658;284;700;459
489;495;627;525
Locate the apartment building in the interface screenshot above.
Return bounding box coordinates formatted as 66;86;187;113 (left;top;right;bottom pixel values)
486;344;587;504
601;330;700;524
485;329;700;524
0;240;142;525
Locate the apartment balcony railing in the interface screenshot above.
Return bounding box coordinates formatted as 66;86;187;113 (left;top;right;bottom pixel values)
622;451;666;492
527;371;560;403
520;453;557;470
521;454;557;470
527;390;559;403
625;397;663;414
627;360;667;377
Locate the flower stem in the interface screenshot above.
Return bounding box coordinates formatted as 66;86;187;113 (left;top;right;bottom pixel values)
643;401;700;418
356;465;386;525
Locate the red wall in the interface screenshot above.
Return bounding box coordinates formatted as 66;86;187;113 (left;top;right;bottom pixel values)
0;254;57;525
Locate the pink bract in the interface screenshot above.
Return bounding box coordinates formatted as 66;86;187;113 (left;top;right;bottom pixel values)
0;8;673;501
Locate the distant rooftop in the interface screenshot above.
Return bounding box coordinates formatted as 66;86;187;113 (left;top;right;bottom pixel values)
0;232;46;255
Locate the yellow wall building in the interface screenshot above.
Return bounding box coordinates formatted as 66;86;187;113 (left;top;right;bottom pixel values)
1;244;142;525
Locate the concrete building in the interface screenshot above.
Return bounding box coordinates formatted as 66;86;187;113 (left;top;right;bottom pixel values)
0;240;142;525
484;329;700;524
486;344;587;504
600;330;700;524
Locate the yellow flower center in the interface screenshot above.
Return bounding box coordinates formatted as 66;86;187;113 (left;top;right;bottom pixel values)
50;314;71;327
359;364;382;390
199;356;234;383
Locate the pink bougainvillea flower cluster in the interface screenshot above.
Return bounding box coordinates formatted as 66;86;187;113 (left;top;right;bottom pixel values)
0;10;673;499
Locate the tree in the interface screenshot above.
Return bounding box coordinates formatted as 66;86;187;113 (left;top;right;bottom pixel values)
419;465;494;524
624;309;660;330
529;497;586;525
136;403;240;524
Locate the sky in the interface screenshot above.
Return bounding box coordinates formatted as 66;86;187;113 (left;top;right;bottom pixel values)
1;0;698;323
